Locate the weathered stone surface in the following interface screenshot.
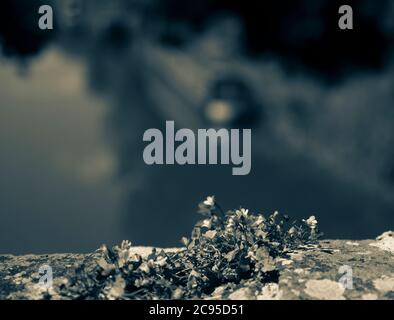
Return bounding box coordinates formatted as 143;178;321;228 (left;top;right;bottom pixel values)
1;234;393;300
277;237;394;300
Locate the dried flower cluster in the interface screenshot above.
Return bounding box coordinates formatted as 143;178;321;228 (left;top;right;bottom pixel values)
58;197;321;299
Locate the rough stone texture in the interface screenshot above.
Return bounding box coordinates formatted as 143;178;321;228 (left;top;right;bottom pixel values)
1;233;393;300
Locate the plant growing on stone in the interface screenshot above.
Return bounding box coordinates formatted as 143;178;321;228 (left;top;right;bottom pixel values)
57;196;322;299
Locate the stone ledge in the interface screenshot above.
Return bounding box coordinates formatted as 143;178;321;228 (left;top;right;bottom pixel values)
1;233;393;300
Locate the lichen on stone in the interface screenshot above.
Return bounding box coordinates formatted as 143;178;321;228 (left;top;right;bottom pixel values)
369;231;394;254
304;279;345;300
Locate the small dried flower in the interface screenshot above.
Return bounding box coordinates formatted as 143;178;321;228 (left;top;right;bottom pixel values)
181;236;189;247
305;216;318;229
253;215;265;226
198;196;217;216
201;219;212;229
203;196;216;207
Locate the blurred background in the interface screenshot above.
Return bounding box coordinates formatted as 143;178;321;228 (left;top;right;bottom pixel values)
0;0;393;254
